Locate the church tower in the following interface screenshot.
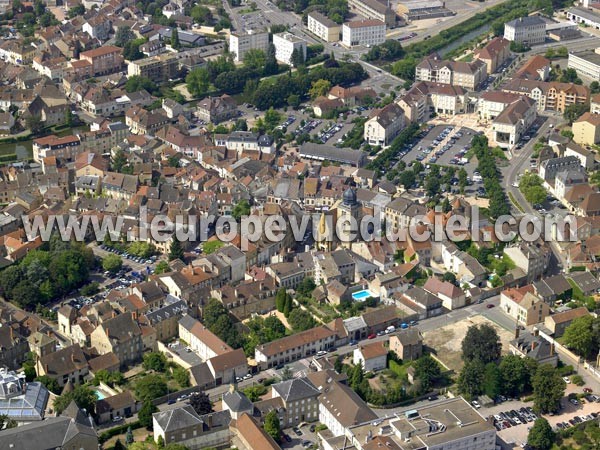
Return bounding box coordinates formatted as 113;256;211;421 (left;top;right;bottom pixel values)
337;187;360;248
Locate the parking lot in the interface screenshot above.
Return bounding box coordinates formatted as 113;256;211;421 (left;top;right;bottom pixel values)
480;389;600;447
281;423;319;450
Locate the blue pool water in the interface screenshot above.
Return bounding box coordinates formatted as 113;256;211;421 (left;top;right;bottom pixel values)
352;290;374;301
94;390;106;400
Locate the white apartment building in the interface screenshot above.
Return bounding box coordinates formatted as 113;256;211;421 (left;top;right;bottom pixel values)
504;16;546;45
229;29;269;62
307;11;341;42
492;96;537;149
363;102;404;146
568;49;600;81
342;19;385;48
415;56;487;91
178;315;233;362
272;32;307;66
347;0;396;28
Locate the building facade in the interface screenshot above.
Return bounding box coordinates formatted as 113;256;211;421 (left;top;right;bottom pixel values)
307;12;341;42
504;16;546;45
273;32;307;66
342;19;386;48
229;30;269;62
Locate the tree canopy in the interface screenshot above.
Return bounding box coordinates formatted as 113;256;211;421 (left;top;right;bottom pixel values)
54;384;97;416
532;364;566;414
527;417;555;450
461;323;502;364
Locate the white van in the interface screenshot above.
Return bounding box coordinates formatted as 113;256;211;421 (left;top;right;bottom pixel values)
385;325;396;334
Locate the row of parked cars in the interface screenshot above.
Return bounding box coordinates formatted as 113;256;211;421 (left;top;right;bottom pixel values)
276;115;296;131
491;407;538;431
100;244;156;265
555;412;599;431
295;119;321;136
319;123;343;143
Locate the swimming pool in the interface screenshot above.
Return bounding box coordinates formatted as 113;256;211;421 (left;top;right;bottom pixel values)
94;390;106;400
352;289;374;301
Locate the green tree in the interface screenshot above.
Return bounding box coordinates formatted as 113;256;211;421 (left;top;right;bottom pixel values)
169;239;184;261
202;240;224;255
413;355;442;392
67;3;85;18
519;172;547;205
288;308;316;332
564;103;588;124
482;362;502;399
458;168;468;194
297;277;316;298
264;410;281;442
232;199;251;221
591;81;600;94
113;438;126;450
53;385;97;415
172;366;190;387
283;293;293;317
499;355;533;397
275;288;286;312
115;26;135;47
461;324;501;364
102;254;123;274
457;359;485;399
154;260;170;274
309;79;332;99
170;27;181;50
281;365;294;381
263;107;282;131
138;400;158;429
189;392;212;415
126;425;134;444
562;315;596;358
186;68;210;97
26;115;44;134
290;47;305;67
528;417;555;450
190;5;212;23
143;352;167;372
264;44;278;75
35;375;60;394
243;49;266;72
287;94;301;108
532;364;566;413
135;374;168;401
125;75;157;94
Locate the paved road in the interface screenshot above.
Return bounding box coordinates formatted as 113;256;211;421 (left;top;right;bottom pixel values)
501;113;567;273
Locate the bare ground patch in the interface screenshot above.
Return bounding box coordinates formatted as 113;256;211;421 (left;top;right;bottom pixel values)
422;315;514;373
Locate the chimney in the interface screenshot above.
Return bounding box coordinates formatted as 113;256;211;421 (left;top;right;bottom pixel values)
550;343;555;356
71;352;76;363
514;326;519;339
531;341;537;351
106;328;109;337
44;364;49;374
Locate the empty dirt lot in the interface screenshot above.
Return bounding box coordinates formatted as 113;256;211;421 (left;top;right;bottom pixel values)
422;314;514;373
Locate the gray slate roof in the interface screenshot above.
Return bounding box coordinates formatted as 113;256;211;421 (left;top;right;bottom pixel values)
153;405;202;432
272;378;320;403
222;389;253;412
